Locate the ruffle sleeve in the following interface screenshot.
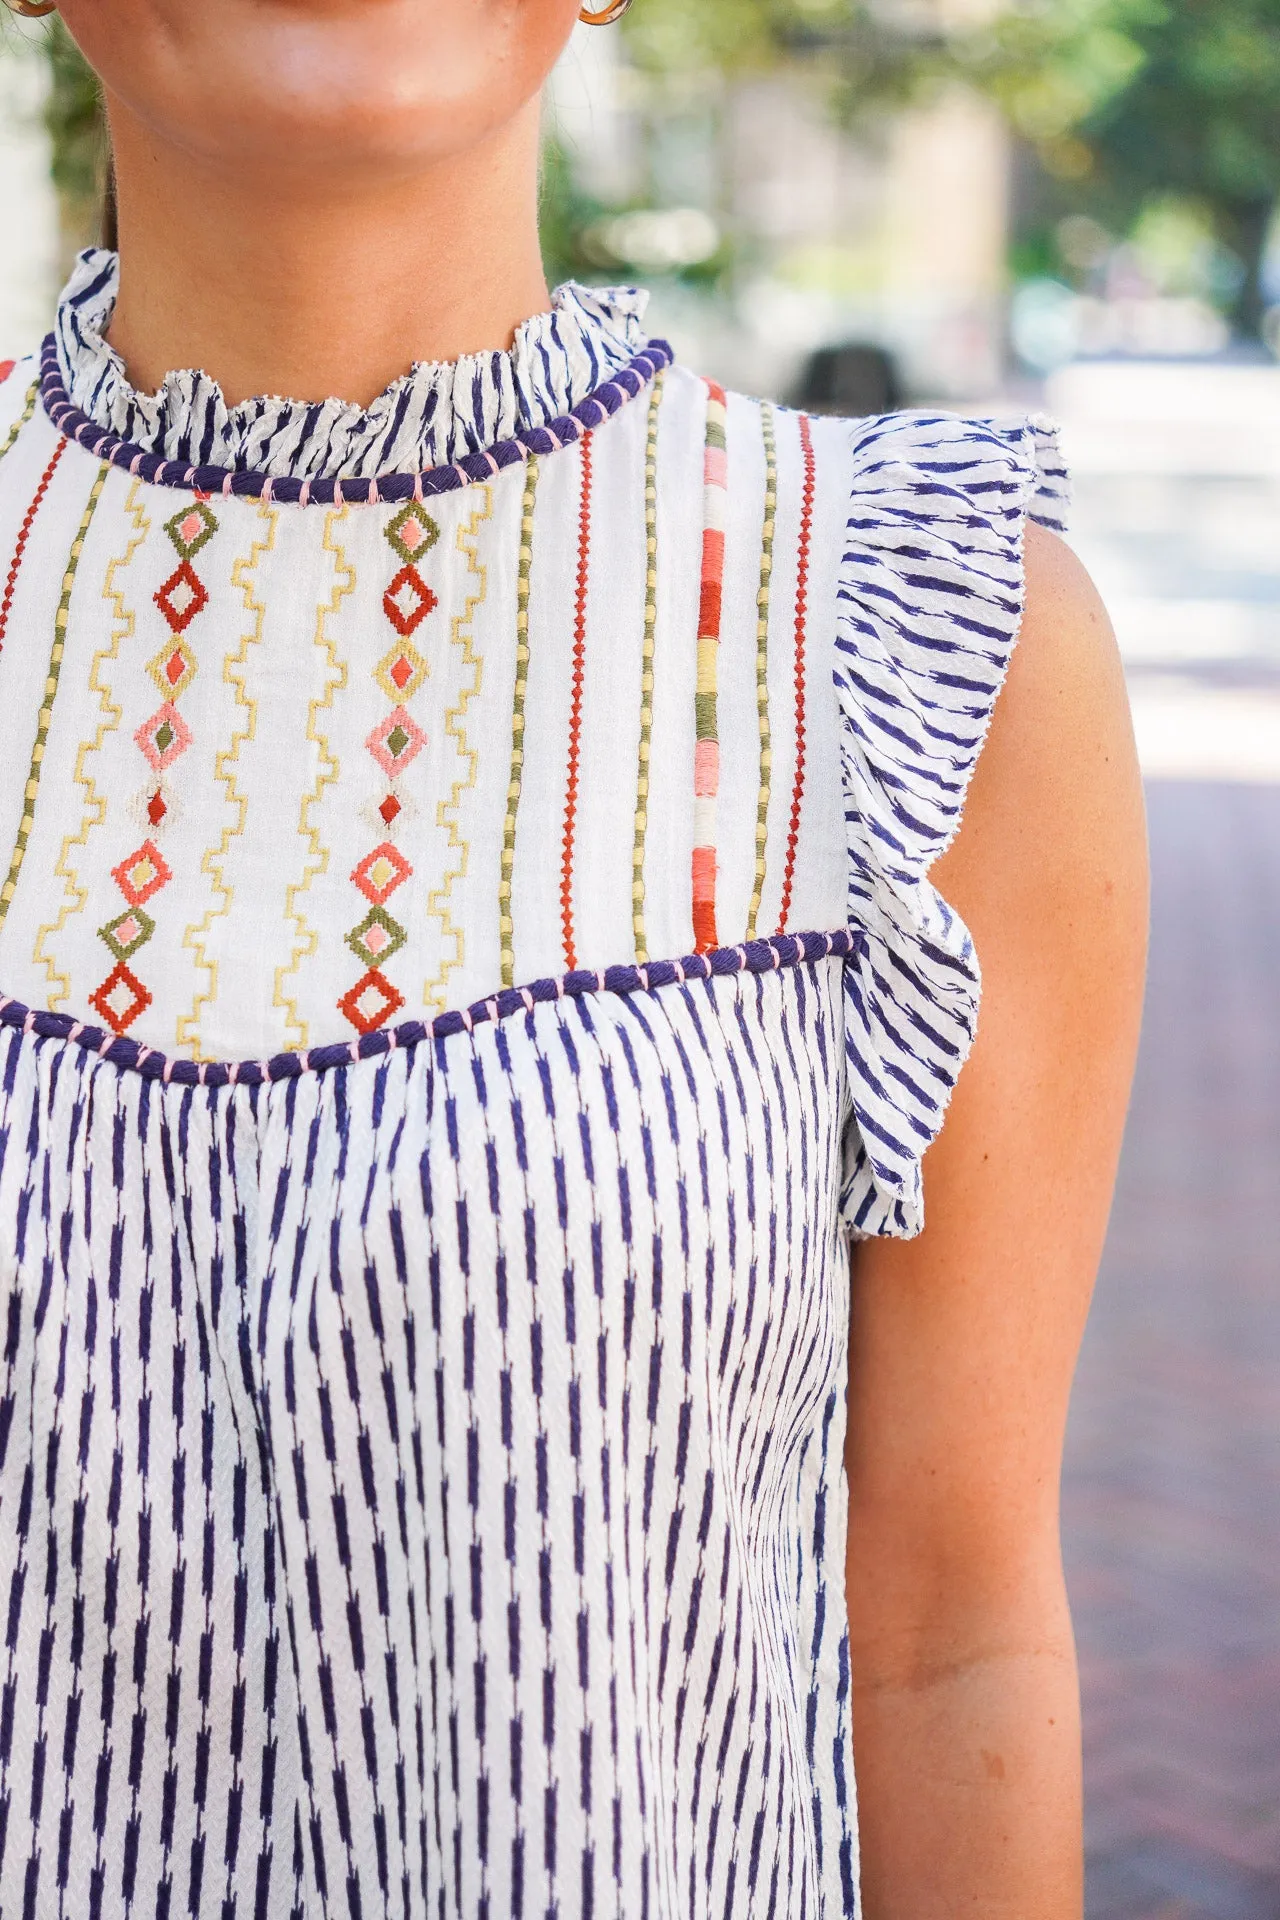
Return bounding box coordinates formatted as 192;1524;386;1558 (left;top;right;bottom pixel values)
837;410;1070;1239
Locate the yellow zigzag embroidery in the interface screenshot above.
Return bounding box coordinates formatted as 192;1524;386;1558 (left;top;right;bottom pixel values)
274;506;352;1051
33;475;149;1006
0;463;109;935
424;487;492;1010
178;500;278;1058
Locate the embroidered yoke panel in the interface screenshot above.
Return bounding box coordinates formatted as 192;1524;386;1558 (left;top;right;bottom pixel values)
0;360;849;1062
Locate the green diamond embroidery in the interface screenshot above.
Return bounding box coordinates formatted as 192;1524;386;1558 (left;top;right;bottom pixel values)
385;503;440;566
344;906;408;969
99;905;156;962
386;725;410;761
164;501;219;560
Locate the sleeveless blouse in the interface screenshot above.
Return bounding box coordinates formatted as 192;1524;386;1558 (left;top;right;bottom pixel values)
0;251;1068;1920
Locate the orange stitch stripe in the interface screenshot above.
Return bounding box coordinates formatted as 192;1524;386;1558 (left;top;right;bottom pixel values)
692;379;728;953
777;411;815;931
0;361;15;386
0;440;66;658
560;429;593;970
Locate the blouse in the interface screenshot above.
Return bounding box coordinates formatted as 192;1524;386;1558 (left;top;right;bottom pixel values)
0;248;1068;1920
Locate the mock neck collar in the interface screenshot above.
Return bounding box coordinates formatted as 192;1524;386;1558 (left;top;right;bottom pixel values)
55;248;650;484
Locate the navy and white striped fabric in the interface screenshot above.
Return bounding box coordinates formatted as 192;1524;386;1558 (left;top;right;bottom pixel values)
0;954;855;1920
55;250;649;482
835;412;1069;1238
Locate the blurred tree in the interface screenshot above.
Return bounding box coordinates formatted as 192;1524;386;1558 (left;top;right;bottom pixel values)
961;0;1280;335
622;0;942;118
1087;0;1280;334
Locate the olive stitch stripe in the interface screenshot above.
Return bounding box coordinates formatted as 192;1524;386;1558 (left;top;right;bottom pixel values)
632;368;665;964
0;460;108;931
40;335;675;506
0;379;37;467
500;455;539;988
0;927;861;1088
745;401;777;941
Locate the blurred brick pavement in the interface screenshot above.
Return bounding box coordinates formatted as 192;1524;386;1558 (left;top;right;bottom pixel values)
1062;781;1280;1920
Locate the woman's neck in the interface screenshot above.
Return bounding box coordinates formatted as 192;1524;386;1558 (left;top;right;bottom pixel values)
103;93;551;410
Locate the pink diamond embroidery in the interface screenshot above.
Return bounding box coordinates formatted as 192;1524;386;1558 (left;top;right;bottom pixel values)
385;503;440;566
163;499;218;560
351;842;412;907
112;840;172;907
366;706;426;778
134;702;194;772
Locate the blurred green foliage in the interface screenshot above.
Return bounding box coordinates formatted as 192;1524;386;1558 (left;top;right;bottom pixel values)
621;0;933;108
959;0;1280;328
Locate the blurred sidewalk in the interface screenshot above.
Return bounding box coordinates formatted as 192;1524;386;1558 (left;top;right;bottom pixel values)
1055;362;1280;1920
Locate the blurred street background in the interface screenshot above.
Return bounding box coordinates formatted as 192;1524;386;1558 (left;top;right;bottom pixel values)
2;6;1279;1913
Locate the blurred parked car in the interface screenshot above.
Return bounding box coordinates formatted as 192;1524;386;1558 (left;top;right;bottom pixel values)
795;342;903;417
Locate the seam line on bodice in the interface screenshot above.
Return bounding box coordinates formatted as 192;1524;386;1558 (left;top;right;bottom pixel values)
0;928;860;1088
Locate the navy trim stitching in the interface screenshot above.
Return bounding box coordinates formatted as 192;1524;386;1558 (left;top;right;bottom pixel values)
38;335;676;505
0;930;859;1087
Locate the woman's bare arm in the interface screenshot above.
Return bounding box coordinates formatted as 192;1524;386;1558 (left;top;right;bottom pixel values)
846;522;1148;1918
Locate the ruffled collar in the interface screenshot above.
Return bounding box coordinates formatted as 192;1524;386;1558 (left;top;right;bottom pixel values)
55;248;649;484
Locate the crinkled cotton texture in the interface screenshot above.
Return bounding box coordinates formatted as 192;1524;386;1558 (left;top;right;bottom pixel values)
0;281;1067;1920
836;412;1069;1237
56;247;650;480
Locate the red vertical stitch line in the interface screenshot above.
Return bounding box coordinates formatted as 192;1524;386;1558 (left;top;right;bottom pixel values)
777;412;815;932
560;429;593;971
0;439;66;658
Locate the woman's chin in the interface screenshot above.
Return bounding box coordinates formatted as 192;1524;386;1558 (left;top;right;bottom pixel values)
63;0;575;182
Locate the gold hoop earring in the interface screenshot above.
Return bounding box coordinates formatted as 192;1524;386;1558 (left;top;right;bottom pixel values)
578;0;633;22
3;1;59;14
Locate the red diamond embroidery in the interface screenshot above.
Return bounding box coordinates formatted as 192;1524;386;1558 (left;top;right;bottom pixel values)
90;962;153;1035
351;842;412;907
112;840;172;907
379;793;401;826
147;790;168;827
366;706;426;779
155;561;209;633
338;969;405;1036
135;702;194;772
382;567;437;638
